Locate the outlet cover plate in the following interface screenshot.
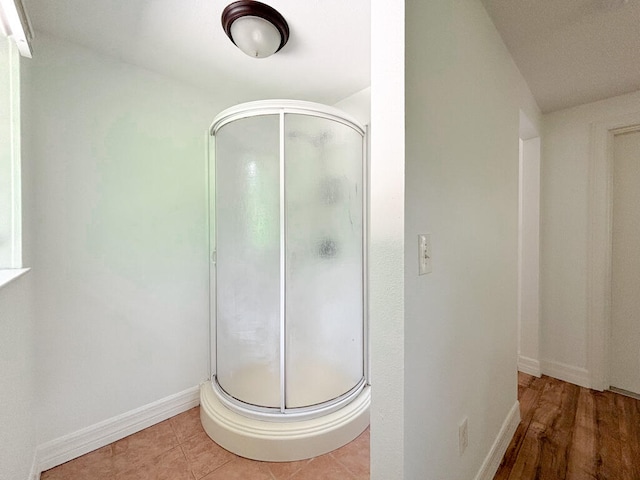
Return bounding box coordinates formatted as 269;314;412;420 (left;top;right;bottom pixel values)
459;417;468;455
418;234;432;275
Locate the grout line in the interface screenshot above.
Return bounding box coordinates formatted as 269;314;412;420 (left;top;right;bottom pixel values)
331;455;361;480
168;416;180;444
181;431;201;445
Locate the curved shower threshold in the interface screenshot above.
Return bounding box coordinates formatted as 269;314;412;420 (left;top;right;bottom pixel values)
200;381;370;462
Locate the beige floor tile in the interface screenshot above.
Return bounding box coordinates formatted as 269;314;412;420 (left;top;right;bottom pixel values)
330;428;370;478
289;454;356;480
266;458;313;480
153;446;194;480
199;456;274;480
180;429;235;479
41;445;114;480
115;446;192;480
40;409;370;480
170;406;204;443
113;420;178;476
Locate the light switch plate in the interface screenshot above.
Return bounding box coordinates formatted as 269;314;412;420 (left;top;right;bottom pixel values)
418;234;432;275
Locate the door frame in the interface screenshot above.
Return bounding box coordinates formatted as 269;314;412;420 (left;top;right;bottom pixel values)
588;112;640;391
517;111;541;377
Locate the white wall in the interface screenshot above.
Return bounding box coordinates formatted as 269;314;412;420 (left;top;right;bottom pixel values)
404;0;539;478
541;89;640;385
370;1;405;478
334;87;371;126
0;274;36;480
23;34;221;444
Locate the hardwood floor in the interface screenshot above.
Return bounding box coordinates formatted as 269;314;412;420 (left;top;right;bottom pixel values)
494;372;640;480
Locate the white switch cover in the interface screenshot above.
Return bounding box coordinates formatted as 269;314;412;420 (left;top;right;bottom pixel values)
418;234;432;275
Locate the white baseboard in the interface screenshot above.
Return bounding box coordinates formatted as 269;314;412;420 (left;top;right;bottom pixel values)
540;360;591;388
29;451;39;480
36;385;200;474
473;401;520;480
517;355;541;377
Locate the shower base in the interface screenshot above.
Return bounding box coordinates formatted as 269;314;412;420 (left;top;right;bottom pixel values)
199;381;370;462
211;361;361;410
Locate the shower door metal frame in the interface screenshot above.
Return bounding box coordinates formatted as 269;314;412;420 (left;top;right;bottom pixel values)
208;100;368;421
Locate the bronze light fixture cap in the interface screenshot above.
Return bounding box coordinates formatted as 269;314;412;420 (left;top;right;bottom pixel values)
221;1;290;58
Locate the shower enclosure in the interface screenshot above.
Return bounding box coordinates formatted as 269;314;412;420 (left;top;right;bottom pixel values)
200;100;369;461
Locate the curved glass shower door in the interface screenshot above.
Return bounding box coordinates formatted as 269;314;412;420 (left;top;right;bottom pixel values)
284;114;363;408
212;101;365;417
215;114;281;408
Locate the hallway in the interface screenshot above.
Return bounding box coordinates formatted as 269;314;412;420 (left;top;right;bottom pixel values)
495;373;640;479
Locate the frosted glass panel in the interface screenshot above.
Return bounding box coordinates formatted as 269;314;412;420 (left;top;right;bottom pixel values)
284;114;364;408
215;115;280;408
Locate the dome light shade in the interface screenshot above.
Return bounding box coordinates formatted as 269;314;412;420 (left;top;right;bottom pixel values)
222;1;289;59
229;15;281;58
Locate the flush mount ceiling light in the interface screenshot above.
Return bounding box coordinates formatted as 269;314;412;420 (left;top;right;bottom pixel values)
221;0;289;59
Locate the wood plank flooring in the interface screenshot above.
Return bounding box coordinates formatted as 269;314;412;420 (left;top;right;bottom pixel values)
494;372;640;480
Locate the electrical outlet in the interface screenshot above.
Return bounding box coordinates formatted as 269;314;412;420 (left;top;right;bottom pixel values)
418;234;432;275
459;417;469;455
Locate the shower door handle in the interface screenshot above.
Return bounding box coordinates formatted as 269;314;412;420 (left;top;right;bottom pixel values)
211;250;217;265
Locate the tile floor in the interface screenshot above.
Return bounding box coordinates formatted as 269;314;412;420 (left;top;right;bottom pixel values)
41;407;370;480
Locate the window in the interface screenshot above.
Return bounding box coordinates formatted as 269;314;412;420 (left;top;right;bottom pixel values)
0;0;31;283
0;35;21;270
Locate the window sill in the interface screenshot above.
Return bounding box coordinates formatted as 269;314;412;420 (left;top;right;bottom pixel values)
0;267;31;290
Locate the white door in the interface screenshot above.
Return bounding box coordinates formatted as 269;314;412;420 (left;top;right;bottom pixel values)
611;130;640;395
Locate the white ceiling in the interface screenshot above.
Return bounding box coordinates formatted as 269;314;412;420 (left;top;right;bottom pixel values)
24;0;371;106
482;0;640;113
23;0;639;114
